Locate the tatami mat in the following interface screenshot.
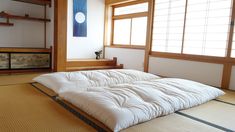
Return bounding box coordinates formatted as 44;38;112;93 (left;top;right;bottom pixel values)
0;84;95;132
180;100;235;131
122;113;223;132
217;90;235;104
0;73;43;86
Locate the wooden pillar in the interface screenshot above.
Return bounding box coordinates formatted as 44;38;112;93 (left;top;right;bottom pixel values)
144;0;154;72
54;0;67;72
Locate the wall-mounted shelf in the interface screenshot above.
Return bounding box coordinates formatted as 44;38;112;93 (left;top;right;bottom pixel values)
0;12;50;23
0;22;14;26
0;47;52;53
12;0;51;7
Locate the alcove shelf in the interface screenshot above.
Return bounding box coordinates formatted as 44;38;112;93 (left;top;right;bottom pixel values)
0;12;50;23
0;47;52;74
12;0;51;6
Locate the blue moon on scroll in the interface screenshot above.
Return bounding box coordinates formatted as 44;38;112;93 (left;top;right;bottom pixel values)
73;0;87;37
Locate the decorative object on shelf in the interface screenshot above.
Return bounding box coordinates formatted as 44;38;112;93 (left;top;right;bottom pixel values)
95;50;102;60
25;14;29;17
73;0;87;37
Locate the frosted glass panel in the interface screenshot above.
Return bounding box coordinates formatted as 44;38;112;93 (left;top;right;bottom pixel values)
113;19;131;45
183;0;232;57
114;3;148;15
131;17;147;45
152;0;185;53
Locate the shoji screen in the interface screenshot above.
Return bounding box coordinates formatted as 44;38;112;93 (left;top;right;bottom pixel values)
152;0;186;53
183;0;232;57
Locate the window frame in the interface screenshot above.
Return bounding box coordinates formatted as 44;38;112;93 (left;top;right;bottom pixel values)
110;0;149;49
150;0;235;62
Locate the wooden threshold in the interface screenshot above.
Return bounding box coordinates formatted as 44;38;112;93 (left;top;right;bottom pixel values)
0;69;52;74
0;22;14;26
67;58;117;67
66;65;123;72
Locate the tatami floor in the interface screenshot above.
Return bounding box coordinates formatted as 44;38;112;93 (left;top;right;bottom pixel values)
0;73;96;132
0;73;235;132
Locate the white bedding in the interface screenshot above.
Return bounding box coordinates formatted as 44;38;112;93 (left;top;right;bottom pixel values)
34;69;224;131
33;69;159;93
60;78;224;131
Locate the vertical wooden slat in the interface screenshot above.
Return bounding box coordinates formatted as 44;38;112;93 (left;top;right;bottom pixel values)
221;63;232;89
103;5;110;58
221;0;235;89
144;0;154;72
181;0;188;54
110;7;115;46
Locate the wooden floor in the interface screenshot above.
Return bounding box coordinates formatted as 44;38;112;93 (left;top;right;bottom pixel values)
0;73;235;132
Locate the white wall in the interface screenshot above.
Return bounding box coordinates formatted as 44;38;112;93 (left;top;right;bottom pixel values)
67;0;105;59
46;0;54;48
0;1;52;48
149;57;223;87
105;47;145;71
229;66;235;90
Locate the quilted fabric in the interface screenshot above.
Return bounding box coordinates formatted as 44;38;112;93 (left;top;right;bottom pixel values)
33;69;159;93
60;78;224;131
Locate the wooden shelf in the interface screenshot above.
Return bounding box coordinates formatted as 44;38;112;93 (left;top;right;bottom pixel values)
0;47;52;53
0;22;14;26
12;0;51;6
0;12;50;22
67;58;117;67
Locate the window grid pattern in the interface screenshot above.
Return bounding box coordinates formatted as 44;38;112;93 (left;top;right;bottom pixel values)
112;1;148;46
152;0;233;57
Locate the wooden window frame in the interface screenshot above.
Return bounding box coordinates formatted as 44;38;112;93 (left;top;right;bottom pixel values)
110;0;149;49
